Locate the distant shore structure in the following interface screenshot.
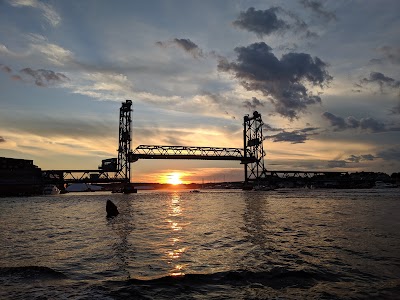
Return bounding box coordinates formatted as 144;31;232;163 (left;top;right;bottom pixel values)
0;157;43;196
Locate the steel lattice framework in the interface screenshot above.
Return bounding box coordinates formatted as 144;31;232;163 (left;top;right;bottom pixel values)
41;170;128;184
243;111;268;184
130;145;255;162
117;100;132;182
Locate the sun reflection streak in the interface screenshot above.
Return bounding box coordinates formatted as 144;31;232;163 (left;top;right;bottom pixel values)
165;193;188;276
167;220;182;231
168;247;187;259
171;264;186;277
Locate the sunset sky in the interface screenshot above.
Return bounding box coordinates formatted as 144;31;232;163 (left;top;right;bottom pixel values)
1;0;399;183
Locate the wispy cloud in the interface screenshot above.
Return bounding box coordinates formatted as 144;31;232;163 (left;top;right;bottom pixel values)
29;41;73;66
0;44;16;56
0;34;73;66
8;0;61;27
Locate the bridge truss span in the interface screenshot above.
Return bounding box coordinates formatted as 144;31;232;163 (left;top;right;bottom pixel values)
130;145;255;162
41;170;126;184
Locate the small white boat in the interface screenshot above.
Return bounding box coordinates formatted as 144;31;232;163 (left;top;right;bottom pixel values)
374;181;398;188
43;185;60;195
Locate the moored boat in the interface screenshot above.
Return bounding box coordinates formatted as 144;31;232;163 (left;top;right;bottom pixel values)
43;185;60;195
374;181;398;188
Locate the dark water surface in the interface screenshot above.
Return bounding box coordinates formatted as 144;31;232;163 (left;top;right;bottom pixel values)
1;189;399;299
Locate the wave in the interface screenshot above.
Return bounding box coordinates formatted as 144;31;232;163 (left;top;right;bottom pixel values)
0;266;67;280
125;267;336;289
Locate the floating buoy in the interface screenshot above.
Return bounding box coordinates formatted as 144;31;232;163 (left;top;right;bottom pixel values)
106;200;119;218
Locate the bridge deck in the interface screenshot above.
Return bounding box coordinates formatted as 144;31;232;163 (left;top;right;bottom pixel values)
266;170;349;178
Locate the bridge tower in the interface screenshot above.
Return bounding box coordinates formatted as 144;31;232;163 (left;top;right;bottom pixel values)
117;100;132;182
243;111;267;186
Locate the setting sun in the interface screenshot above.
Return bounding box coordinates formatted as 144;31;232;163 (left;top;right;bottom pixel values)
166;172;183;185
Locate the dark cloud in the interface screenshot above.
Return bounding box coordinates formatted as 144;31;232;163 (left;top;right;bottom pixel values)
243;97;264;109
0;65;69;87
359;117;386;132
266;131;306;144
328;153;377;168
233;7;316;38
361;72;400;92
0;63;12;73
322;112;396;133
346;154;376;163
377;146;400;161
264;127;319;144
173;38;203;56
156;38;204;58
299;0;337;21
233;7;290;37
218;42;332;119
0;136;5;143
361;154;376;161
20;68;69;87
346;116;360;129
322;112;347;130
327;160;347;168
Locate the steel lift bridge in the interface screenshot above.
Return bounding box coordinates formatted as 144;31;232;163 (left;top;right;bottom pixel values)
42;100;346;188
42;100;270;187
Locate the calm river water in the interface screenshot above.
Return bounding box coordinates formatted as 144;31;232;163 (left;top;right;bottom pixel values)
1;189;399;299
